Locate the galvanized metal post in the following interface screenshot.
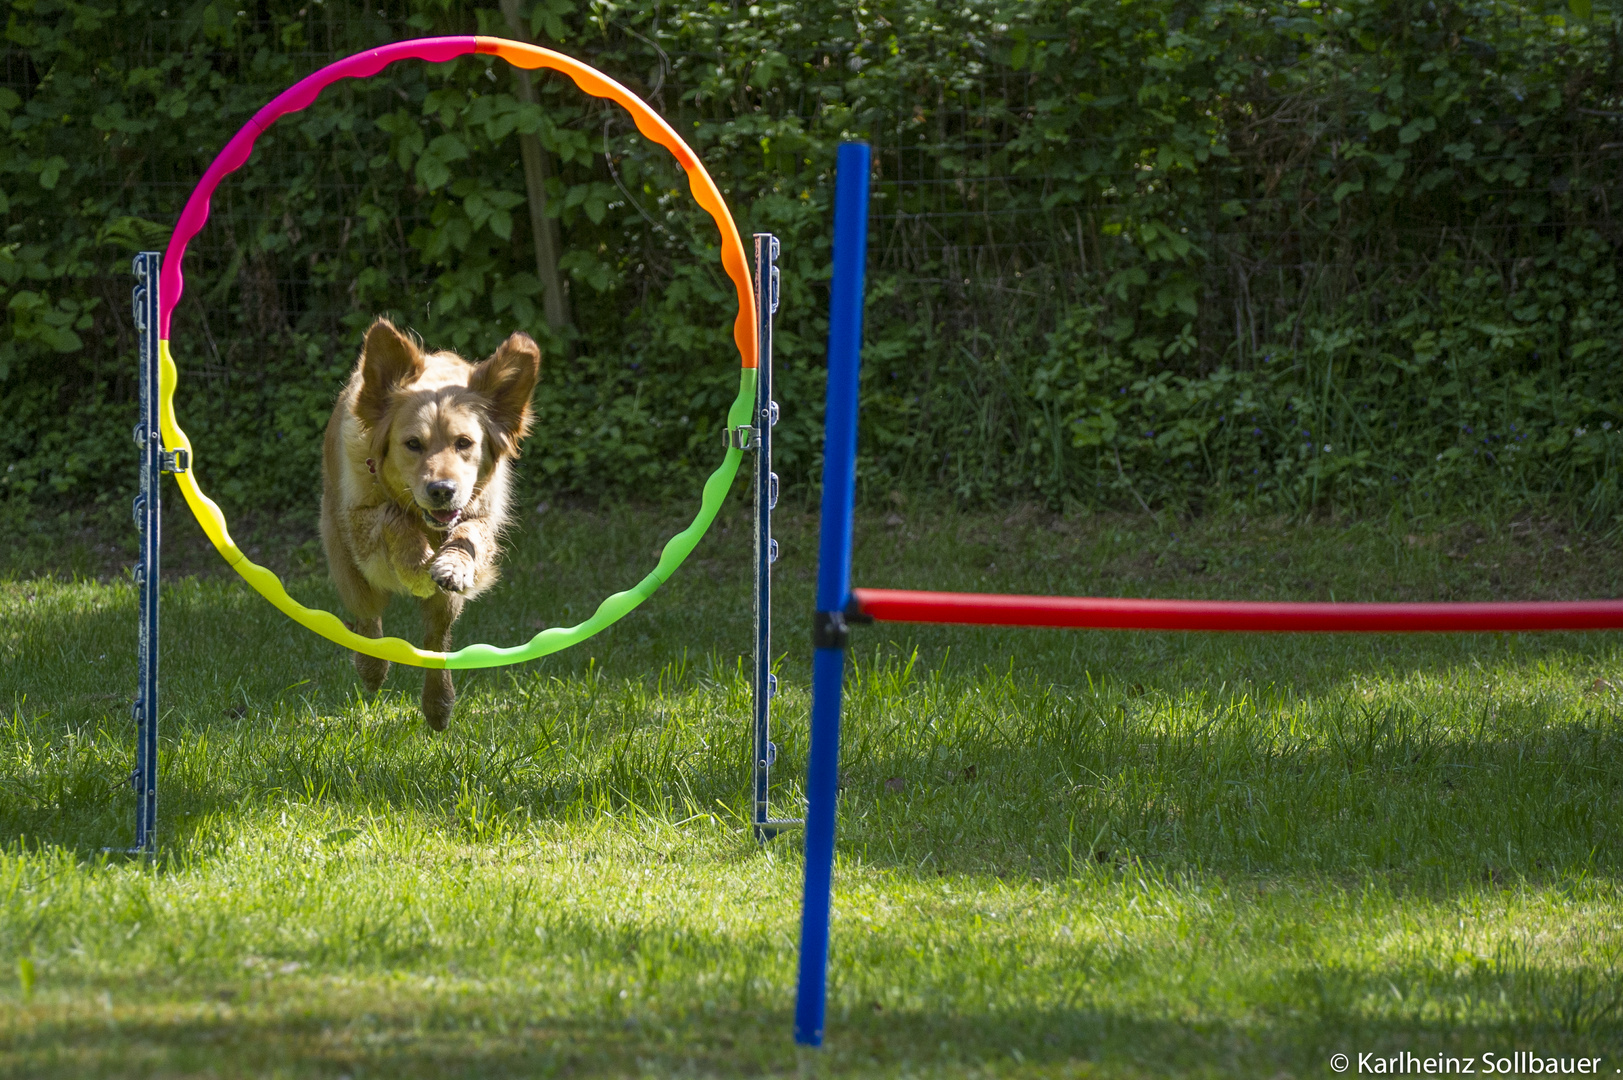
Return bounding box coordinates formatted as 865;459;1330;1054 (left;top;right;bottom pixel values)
752;233;799;840
130;252;162;854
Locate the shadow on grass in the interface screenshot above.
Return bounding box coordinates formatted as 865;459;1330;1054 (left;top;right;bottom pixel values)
4;975;1620;1078
7;505;1623;886
5;693;1622;896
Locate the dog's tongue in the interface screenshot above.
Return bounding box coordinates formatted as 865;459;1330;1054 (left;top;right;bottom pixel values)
429;508;459;525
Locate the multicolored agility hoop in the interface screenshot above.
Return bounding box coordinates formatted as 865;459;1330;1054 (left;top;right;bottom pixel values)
158;37;758;670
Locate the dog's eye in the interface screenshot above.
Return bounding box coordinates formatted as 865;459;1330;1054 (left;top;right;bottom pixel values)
404;437;424;452
455;436;474;452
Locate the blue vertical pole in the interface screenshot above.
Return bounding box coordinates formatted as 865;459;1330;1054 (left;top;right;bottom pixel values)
795;140;870;1048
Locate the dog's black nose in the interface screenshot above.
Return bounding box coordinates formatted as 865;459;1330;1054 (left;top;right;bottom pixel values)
425;480;458;506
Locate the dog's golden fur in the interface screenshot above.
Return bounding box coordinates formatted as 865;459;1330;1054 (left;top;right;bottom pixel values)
320;318;540;729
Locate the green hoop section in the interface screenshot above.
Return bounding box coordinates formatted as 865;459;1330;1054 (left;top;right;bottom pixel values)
157;37;758;669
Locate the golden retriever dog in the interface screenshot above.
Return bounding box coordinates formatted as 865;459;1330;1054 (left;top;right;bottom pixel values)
320;317;540;729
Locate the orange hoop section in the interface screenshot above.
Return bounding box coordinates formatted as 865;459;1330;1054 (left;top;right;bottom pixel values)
475;38;757;369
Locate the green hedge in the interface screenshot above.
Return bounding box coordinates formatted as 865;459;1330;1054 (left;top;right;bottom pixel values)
2;0;1619;526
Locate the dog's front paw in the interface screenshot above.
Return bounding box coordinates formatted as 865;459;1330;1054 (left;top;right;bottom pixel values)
429;548;477;593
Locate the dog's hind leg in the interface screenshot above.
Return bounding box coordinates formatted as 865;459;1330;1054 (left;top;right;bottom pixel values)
420;590;464;731
330;565;390;694
351;614;391;695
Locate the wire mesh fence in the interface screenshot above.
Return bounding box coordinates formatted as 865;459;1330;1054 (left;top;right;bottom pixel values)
3;0;1621;515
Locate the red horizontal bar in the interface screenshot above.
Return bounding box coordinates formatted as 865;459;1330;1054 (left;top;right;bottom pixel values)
849;588;1623;634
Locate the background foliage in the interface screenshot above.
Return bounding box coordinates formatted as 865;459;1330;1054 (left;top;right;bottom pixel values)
2;0;1620;527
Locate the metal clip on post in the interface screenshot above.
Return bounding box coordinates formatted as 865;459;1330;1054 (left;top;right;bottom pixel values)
752;233;799;840
126;252;162;855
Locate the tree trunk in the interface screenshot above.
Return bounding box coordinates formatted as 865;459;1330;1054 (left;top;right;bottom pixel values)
498;0;572;346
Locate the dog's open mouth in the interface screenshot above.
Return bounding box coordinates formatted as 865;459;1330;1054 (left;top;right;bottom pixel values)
421;506;463;530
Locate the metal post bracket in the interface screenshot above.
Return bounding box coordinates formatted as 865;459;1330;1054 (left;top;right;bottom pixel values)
128;250;162;856
751;232;803;840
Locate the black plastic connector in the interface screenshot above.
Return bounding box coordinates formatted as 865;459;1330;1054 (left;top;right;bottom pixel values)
813;599;875;649
812;609;850;650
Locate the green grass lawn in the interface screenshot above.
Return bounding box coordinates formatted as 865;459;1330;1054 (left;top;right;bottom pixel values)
3;497;1622;1077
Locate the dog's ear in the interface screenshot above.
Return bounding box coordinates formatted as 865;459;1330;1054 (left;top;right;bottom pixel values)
469;332;541;457
355;318;425;428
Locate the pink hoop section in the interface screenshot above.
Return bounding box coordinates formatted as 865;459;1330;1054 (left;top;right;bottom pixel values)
160;37;478;338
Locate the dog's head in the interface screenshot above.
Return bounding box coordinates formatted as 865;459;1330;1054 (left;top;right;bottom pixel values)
354;318;540;532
